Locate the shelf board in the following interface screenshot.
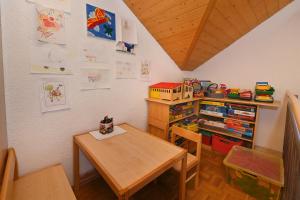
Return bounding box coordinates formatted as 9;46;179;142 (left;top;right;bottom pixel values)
202;97;280;108
146;97;201;105
199;126;253;142
169;114;195;124
199;112;256;124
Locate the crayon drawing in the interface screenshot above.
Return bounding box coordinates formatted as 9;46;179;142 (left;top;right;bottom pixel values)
36;4;66;44
40;78;70;112
86;4;116;41
80;68;111;90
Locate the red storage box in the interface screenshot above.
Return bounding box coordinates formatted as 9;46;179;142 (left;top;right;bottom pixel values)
212;135;243;154
202;135;212;146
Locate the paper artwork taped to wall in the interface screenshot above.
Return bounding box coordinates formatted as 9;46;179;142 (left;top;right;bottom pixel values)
140;60;151;82
40;78;69;113
116;61;137;79
86;4;116;41
27;0;71;13
116;18;137;54
80;68;111;90
30;44;72;74
80;45;110;64
36;4;66;44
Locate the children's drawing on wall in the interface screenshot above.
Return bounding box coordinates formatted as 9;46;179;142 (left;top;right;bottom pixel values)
36;4;66;44
27;0;71;13
40;78;70;113
86;4;116;41
30;44;72;74
80;44;110;64
116;42;135;54
116;18;138;54
115;61;137;79
80;68;111;90
140;60;151;82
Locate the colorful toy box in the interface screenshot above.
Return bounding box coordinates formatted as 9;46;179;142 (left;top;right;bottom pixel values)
224;146;284;200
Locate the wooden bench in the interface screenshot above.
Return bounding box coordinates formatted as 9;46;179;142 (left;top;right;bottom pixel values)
0;148;76;200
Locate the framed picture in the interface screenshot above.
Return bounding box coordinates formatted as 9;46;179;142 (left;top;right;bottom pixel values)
86;4;116;41
40;78;70;112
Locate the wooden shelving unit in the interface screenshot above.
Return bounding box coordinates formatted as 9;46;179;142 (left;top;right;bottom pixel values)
146;97;200;140
146;97;280;149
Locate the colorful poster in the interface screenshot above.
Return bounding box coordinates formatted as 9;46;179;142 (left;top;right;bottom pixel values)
40;78;70;113
80;68;111;90
27;0;71;13
30;44;72;75
86;4;116;41
36;4;66;44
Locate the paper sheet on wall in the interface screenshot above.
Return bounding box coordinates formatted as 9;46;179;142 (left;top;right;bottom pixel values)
79;44;110;64
35;4;66;44
80;68;111;90
139;60;151;82
40;78;70;113
30;43;72;74
115;61;137;79
27;0;71;13
116;18;138;44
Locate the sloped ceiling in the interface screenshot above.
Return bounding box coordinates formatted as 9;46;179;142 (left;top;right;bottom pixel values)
124;0;293;71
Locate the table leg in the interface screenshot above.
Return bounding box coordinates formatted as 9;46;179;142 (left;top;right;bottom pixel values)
73;139;80;196
179;152;187;200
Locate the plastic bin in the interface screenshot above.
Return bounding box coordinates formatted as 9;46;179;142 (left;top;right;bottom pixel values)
200;130;213;146
223;146;284;200
212;135;243;154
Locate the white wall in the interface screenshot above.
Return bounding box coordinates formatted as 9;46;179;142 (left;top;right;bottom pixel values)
184;1;300;152
1;0;183;181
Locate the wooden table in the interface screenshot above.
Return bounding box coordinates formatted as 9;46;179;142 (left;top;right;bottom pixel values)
73;123;187;200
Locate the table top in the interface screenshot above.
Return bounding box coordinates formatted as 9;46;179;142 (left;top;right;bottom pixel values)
74;123;185;193
223;146;284;186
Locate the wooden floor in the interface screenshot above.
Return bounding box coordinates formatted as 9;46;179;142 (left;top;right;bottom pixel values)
77;149;256;200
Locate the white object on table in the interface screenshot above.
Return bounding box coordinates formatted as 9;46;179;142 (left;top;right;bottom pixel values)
89;126;127;140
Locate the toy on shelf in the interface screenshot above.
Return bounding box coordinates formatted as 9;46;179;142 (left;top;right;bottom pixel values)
255;82;275;103
183;79;204;98
183;83;194;99
227;88;240;99
206;83;227;98
99;116;113;134
239;90;253;101
149;82;183;101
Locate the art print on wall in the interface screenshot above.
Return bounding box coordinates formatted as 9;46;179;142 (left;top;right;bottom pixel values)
40;78;70;113
86;4;116;41
27;0;71;13
80;68;111;90
36;4;66;44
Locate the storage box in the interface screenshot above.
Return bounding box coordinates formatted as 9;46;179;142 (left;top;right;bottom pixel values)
200;130;213;146
223;146;284;200
212;135;243;154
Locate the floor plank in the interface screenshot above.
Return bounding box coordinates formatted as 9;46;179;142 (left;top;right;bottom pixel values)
77;149;256;200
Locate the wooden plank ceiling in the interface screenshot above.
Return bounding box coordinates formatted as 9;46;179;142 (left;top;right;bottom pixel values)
124;0;293;71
